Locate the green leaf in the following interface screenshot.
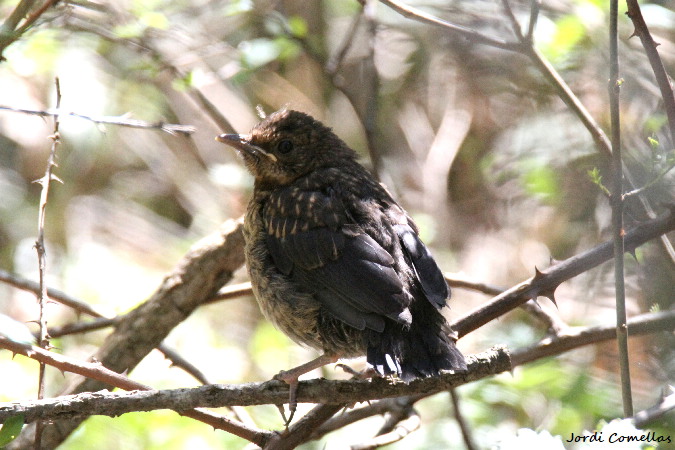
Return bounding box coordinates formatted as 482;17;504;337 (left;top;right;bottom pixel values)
140;11;169;30
587;167;611;196
647;136;659;149
0;414;24;447
522;164;559;203
287;16;308;38
541;15;586;62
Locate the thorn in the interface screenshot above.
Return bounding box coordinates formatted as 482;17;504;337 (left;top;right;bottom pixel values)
628;31;638;39
549;257;563;266
50;174;64;184
533;266;546;280
627;249;638;262
541;290;558;308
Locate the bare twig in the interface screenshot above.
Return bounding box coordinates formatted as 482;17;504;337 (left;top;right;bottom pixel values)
43;318;117;338
452;207;675;338
352;410;420;449
609;0;633;417
450;388;478;450
510;309;675;366
632;391;675;428
377;0;675;262
156;345;211;385
526;0;541;41
0;347;510;425
0;269;110;318
23;219;246;449
499;0;524;40
625;0;675;146
325;9;364;76
0;0;60;60
0;106;196;135
5;308;674;444
378;0;522;52
32;77;62;449
446;275;567;334
0;336;273;446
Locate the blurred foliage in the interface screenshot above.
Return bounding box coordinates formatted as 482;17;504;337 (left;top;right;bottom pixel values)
0;0;674;448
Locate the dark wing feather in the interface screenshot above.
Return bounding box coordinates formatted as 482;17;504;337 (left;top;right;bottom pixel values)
263;188;411;332
394;223;449;308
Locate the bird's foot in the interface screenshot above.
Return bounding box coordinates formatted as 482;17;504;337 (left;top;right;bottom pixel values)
271;353;340;426
273;369;299;427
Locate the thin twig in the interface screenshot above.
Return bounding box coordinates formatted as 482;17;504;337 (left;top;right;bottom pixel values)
325;9;364;76
32;76;62;450
609;0;633;417
0;336;274;446
43;318;117;338
0;269;110;318
445;275;567;334
378;0;522;52
0;106;196;135
625;0;675;147
452;207;675;338
526;0;541;41
15;0;60;35
352;410;420;449
510;309;675;367
499;0;523;40
632;392;675;428
156;345;211;385
377;0;675;262
450;388;478;450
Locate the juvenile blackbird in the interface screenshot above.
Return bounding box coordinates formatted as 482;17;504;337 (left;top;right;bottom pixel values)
217;109;466;414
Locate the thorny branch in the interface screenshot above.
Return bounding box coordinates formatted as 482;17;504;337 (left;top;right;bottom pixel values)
32;76;62;449
377;0;675;263
3;309;674;443
0;106;196;135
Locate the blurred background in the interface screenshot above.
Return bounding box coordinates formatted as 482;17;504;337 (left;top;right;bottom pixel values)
0;0;673;448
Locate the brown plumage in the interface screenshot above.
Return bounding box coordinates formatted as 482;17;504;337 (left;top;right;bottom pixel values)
217;109;465;417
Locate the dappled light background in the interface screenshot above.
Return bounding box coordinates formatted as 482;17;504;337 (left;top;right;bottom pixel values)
1;0;673;448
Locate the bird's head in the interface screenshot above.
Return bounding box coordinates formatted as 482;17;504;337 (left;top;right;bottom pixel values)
217;109;357;187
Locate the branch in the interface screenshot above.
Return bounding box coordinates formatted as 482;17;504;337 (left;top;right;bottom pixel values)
632;392;675;429
23;218;246;448
609;0;633;417
0;0;60;61
510;309;675;366
0;106;196;135
626;0;675;146
0;348;510;425
377;0;523;52
0;269;109;318
452;207;675;338
0;336;273;446
32;76;62;448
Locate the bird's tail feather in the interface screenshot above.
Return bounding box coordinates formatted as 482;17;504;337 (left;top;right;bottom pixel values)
365;306;467;381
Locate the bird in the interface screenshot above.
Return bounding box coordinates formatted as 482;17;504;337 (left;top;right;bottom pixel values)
216;109;466;420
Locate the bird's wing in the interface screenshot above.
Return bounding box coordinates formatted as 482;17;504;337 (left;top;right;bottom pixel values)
394;223;449;308
263;187;411;332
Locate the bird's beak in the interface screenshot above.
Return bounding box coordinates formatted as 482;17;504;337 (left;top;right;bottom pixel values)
215;134;277;162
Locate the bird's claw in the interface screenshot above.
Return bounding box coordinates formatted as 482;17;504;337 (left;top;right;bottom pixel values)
273;370;299;426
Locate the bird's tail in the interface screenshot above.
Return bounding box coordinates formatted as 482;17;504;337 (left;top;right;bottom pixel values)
366;303;467;381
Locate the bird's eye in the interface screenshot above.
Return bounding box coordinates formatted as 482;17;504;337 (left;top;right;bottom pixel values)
277;140;293;154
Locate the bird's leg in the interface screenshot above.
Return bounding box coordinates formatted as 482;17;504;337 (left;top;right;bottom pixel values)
336;363;379;380
274;353;340;425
